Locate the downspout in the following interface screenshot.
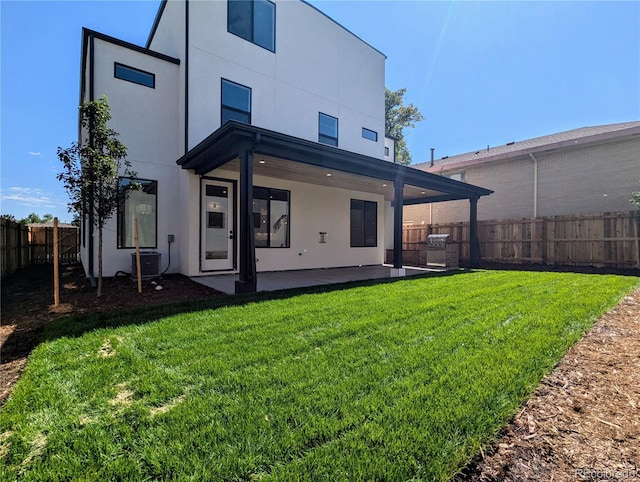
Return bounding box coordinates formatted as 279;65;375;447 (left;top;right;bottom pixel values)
529;153;538;218
88;32;96;287
184;0;189;154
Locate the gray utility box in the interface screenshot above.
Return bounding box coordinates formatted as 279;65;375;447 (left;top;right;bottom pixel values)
131;251;161;279
426;234;459;268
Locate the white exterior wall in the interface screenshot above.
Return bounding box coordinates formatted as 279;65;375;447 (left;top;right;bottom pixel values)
85;0;391;278
184;169;385;276
87;38;181;277
186;0;386;158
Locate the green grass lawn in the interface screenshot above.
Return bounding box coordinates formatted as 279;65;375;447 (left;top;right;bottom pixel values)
1;270;637;481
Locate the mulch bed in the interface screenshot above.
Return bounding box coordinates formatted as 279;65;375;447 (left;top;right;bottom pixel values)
1;263;638;480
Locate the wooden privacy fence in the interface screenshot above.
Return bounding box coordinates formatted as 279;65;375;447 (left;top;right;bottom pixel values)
402;210;640;269
1;218;30;278
29;224;80;265
1;220;80;278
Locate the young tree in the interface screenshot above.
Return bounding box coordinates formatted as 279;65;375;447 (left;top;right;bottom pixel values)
57;95;137;296
385;87;425;165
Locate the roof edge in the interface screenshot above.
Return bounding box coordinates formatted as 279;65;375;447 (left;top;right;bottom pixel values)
299;0;387;59
83;27;180;65
146;0;168;49
420;124;640;173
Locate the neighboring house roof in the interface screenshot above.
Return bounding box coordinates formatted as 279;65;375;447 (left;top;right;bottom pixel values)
416;121;640;173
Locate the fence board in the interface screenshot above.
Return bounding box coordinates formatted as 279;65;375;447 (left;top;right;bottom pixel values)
402;211;640;269
1;219;30;277
1;221;80;278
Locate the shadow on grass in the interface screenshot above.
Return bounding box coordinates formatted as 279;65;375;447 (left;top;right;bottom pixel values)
40;269;467;343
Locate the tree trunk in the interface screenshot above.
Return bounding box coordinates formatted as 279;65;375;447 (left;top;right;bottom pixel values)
97;226;103;297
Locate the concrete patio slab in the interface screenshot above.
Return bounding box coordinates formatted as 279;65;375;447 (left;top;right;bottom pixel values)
191;264;450;294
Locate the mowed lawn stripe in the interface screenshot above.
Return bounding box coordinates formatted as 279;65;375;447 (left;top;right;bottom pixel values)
1;271;636;481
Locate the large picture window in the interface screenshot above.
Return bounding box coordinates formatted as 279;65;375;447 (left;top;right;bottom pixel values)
350;199;377;247
221;79;251;125
253;187;289;248
117;178;157;249
228;0;275;52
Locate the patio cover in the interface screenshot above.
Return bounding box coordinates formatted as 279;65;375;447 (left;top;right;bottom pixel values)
177;121;492;292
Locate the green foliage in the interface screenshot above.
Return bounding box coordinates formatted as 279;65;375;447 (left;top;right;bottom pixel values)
2;271;637;481
385;87;424;165
20;212;54;224
57;96;136;295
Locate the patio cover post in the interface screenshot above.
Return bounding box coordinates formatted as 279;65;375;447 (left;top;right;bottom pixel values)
393;180;404;268
469;196;479;267
235;149;257;293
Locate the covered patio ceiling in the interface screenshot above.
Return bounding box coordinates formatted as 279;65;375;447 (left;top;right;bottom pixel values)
176;121;493;205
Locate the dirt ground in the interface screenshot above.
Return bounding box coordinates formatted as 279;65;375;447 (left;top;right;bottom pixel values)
1;264;639;480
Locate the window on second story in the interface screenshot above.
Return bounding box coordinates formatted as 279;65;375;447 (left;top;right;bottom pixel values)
221;79;251;125
114;63;155;88
228;0;275;52
362;127;378;142
319;113;338;146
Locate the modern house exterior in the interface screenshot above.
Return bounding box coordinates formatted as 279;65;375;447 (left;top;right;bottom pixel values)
79;0;491;293
406;122;640;224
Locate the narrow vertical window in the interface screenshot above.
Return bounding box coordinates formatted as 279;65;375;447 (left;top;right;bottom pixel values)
350;199;377;247
319;113;338;146
117;179;158;248
221;79;251;125
253;187;290;248
228;0;275;52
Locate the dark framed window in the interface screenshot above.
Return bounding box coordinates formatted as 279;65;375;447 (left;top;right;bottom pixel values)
253;187;290;248
228;0;275;52
319;113;338;146
221;79;251;125
117;178;158;248
362;127;378;142
114;62;155;88
384;146;390;156
350;199;377;247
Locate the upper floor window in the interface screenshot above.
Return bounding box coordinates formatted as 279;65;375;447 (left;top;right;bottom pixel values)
319;113;338;146
221;79;251;125
362;127;378;142
114;63;155;88
228;0;275;52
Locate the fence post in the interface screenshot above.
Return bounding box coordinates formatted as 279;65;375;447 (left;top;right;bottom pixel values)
53;218;60;306
542;217;548;265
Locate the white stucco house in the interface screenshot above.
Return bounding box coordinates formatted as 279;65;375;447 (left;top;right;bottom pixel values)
79;0;491;293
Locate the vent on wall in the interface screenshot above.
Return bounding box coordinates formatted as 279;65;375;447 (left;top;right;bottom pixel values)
131;251;161;279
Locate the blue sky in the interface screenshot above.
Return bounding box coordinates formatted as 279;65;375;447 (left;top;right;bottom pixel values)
1;1;638;222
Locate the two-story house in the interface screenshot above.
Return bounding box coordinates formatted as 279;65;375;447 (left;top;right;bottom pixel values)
79;0;491;292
